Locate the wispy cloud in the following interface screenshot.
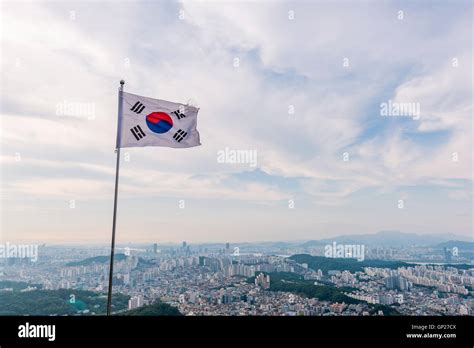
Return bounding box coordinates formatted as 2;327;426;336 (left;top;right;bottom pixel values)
1;1;472;242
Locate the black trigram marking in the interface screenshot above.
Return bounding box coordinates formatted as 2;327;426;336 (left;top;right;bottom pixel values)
130;125;146;141
130;101;145;114
172;110;186;120
173;129;187;143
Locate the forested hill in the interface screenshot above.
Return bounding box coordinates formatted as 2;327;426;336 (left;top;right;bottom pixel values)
65;253;127;266
121;301;182;316
0;287;129;315
289;254;411;273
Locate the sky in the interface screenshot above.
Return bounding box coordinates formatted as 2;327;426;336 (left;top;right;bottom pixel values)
0;0;472;244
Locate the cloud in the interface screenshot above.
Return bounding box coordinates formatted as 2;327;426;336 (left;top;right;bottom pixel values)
0;1;472;241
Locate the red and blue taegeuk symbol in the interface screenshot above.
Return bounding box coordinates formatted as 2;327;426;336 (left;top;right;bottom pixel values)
145;112;173;134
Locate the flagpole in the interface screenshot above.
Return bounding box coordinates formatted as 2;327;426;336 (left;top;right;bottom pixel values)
107;79;124;316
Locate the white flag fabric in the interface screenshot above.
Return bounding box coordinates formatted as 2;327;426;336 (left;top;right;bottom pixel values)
118;91;201;148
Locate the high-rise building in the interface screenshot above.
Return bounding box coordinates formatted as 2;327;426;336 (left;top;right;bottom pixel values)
378;294;394;305
255;273;270;289
385;275;410;291
128;295;144;310
153;243;158;253
182;241;187;250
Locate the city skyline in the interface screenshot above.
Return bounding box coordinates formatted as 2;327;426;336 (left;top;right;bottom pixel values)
1;229;472;246
1;241;472;317
1;1;472;244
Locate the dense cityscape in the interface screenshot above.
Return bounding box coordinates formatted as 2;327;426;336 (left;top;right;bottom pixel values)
1;235;473;316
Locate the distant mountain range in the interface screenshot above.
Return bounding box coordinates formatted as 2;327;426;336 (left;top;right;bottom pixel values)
289;254;472;271
65;231;471;254
435;240;474;250
300;231;472;248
